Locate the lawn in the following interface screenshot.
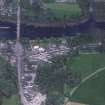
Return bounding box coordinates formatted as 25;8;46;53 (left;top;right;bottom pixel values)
43;3;81;19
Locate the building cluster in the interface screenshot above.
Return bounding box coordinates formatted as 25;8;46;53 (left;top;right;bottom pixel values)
28;42;70;63
0;39;103;67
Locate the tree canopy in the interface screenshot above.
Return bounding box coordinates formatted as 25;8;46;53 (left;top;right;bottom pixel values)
0;56;17;105
35;55;81;105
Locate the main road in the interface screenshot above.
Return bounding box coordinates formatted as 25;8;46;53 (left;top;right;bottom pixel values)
14;2;46;105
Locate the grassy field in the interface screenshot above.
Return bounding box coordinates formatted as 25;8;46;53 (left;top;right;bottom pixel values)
3;95;19;105
44;3;81;19
69;54;105;105
71;70;105;105
69;54;105;79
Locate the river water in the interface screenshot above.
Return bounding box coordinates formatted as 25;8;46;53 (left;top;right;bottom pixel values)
0;18;105;39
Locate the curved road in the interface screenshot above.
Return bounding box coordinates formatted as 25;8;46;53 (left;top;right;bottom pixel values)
70;66;105;96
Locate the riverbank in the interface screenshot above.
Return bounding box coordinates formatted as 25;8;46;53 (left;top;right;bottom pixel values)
0;16;87;27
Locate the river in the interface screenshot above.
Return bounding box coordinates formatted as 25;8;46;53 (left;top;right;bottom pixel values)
0;18;105;39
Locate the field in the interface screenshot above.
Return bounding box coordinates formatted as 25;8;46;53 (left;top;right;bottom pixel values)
69;54;105;105
71;70;105;105
3;95;19;105
70;54;105;79
43;3;81;19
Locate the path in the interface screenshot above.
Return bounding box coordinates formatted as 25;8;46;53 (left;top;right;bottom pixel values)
66;102;87;105
70;66;105;96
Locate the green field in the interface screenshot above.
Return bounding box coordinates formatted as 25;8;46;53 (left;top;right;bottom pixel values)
44;3;81;19
71;70;105;105
70;54;105;79
3;95;19;105
69;54;105;105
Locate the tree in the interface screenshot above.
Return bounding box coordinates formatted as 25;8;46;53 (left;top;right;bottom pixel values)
77;0;91;18
43;0;55;3
0;56;17;105
35;55;81;105
21;0;42;9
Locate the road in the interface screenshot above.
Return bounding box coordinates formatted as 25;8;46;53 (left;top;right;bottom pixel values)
15;41;46;105
15;3;46;104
